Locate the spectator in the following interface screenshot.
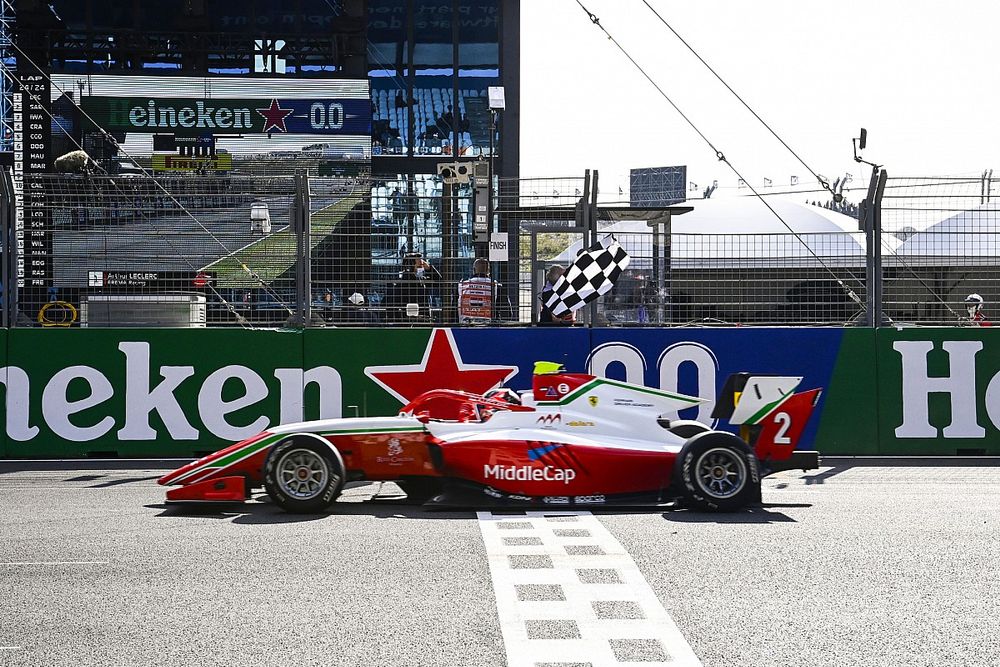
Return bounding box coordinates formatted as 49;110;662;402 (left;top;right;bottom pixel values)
539;264;574;325
439;104;454;135
458;258;511;324
965;293;992;326
388;252;438;323
394;92;412;108
391;187;406;227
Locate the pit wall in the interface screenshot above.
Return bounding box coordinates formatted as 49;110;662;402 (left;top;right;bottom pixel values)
0;327;995;457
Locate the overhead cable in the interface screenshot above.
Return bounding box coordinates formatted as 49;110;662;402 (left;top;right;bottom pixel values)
573;0;866;310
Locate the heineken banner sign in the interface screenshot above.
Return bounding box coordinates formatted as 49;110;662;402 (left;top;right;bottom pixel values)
0;327;996;458
82;96;371;135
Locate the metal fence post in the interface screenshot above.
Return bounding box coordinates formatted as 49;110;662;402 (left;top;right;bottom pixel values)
302;173;312;327
872;168;887;327
577;170;591;327
291;172;311;328
861;167;888;327
588;169;599;328
861;169;878;327
442;179;456;323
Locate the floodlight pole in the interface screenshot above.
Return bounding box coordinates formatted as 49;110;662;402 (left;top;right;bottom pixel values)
854;128;889;327
860;166;887;327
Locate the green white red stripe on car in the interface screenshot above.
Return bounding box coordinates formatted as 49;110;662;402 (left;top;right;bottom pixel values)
743;387;796;425
164;421;426;486
165;432;284;485
728;376;803;426
536;377;703;407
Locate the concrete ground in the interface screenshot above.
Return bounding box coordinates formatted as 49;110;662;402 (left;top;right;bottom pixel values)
0;462;996;667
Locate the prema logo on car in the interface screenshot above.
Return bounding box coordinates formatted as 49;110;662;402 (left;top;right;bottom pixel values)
483;464;577;484
536;414;561;426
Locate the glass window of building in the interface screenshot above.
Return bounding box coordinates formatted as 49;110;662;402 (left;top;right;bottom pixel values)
457;1;499;157
410;0;454;157
368;0;410;155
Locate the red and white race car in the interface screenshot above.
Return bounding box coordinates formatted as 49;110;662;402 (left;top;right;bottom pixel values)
159;362;821;513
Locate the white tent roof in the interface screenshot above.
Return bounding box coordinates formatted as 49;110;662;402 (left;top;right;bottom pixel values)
552;198;879;269
673;197;860;235
893;201;1000;264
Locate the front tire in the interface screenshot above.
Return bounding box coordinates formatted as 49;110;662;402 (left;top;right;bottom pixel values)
264;434;345;513
676;432;760;511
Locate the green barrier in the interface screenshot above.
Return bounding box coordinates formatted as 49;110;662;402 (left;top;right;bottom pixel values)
876;327;1000;456
3;328;304;458
813;328;880;455
302;328;432;421
0;327;6;457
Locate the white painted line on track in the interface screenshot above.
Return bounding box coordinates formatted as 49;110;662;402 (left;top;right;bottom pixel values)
0;561;108;566
479;511;701;667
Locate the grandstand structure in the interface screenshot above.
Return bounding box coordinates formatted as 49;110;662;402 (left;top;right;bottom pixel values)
371;83;489;157
2;0;520;325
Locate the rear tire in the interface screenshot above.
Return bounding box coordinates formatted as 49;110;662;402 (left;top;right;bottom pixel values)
264;434;345;513
676;432;760;512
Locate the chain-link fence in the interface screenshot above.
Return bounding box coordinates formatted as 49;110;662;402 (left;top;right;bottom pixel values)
2;169;480;328
1;168;996;328
511;175;869;327
880;175;999;326
13;173;307;327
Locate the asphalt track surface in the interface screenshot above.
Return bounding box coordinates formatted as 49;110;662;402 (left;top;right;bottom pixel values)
1;462;998;667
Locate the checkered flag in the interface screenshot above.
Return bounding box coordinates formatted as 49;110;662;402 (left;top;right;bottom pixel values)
545;237;631;317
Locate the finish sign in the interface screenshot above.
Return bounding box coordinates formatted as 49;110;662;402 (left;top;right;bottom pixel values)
489;232;508;262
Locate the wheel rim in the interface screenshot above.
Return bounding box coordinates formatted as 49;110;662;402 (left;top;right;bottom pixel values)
276;448;330;500
694;447;747;499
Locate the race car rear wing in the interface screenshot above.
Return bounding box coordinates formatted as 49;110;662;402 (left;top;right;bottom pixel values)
712;373;802;425
714;372;822;471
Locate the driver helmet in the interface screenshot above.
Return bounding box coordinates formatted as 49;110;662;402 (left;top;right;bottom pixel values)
965;293;984;318
483;387;522;405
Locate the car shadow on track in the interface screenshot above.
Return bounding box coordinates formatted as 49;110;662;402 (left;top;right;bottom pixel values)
87;475;162;488
661;503;810;524
802;466;848;485
146;495;477;524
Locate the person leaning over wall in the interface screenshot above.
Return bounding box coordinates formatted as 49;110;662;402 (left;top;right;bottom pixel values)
538;264;574;326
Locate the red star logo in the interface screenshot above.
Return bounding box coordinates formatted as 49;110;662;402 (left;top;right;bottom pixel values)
256;98;294;133
365;329;518;404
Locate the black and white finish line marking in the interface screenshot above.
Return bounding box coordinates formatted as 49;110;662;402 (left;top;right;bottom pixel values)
478;511;701;667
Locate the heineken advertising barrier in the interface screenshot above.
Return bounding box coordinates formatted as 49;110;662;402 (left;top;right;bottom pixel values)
0;327;995;458
877;327;1000;456
0;327;6;456
2;328;304;458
